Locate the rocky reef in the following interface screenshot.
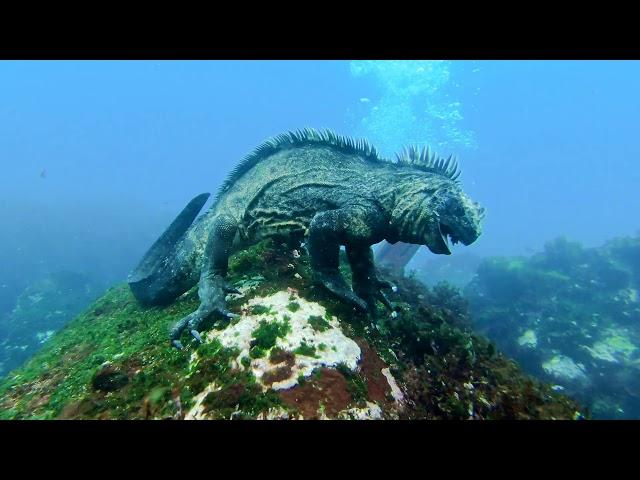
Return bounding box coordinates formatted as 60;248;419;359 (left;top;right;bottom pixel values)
0;239;580;420
465;235;640;419
0;271;101;378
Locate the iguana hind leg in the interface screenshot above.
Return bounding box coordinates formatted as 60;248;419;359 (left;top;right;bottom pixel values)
170;213;240;349
346;244;395;317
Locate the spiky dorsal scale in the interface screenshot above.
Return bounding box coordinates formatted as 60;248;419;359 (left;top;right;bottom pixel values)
214;128;463;203
395;145;461;183
214;128;382;202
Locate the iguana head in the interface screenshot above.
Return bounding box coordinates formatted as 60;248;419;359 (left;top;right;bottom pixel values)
424;184;484;254
387;147;485;254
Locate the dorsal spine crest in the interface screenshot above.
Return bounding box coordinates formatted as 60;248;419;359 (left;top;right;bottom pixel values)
215;128;461;202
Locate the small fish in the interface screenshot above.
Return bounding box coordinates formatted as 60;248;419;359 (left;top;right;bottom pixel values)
39;169;47;179
359;97;371;103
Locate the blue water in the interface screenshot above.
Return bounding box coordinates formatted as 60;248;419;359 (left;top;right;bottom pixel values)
0;60;638;320
2;60;637;292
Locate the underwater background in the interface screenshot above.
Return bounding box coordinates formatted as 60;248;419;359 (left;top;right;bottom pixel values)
0;60;638;419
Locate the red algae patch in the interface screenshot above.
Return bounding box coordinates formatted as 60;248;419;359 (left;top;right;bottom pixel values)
262;348;296;386
262;365;294;386
279;368;352;419
356;339;393;406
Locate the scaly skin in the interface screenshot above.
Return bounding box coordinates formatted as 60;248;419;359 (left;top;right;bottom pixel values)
128;129;485;348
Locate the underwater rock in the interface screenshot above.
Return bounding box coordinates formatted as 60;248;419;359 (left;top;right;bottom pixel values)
0;271;101;378
466;234;640;419
517;330;538;349
338;401;383;420
92;365;129;392
541;355;588;384
202;290;360;391
0;239;581;420
583;329;636;364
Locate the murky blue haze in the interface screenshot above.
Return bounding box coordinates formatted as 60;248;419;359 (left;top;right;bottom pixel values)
0;61;638;411
2;61;637;290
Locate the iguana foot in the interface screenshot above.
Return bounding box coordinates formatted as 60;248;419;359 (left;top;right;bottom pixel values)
353;277;395;318
314;271;368;312
169;277;239;349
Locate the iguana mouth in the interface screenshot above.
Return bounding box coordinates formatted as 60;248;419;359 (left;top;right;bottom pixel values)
440;223;461;246
428;222;455;255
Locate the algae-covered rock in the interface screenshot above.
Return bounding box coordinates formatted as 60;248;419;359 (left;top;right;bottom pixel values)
466;234;640;419
541;355;588;385
92;364;129;392
0;239;581;420
205;290;361;391
0;271;101;378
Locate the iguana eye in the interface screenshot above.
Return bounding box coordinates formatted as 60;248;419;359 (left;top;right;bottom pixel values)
444;196;457;208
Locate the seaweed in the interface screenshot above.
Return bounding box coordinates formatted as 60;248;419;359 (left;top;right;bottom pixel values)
465;234;640;419
0;238;582;420
250;319;291;351
307;315;331;332
293;342;318;358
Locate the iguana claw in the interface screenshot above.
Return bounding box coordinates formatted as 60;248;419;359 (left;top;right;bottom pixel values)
353;277;395;318
315;271;368;312
190;330;203;343
169;275;240;348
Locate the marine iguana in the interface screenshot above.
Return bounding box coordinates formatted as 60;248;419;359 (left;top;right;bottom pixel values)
128;128;485;348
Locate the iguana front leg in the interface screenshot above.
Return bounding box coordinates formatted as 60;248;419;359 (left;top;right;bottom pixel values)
308;203;386;313
346;244;395;317
170;213;240;349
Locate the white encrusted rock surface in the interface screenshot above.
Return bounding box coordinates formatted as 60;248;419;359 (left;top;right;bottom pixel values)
202;289;361;391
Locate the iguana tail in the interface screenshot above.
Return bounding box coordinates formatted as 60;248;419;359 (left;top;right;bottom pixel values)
128;193;210;306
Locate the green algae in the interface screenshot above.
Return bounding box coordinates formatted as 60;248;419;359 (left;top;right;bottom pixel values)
0;237;582;420
249;346;267;359
250;304;273;315
251;319;291;351
0;239;301;419
200;373;282;419
308;315;331;332
293;342;318;358
0;283;284;419
287;302;300;313
466;234;640;419
336;362;369;405
0;285;197;419
0;271;102;378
